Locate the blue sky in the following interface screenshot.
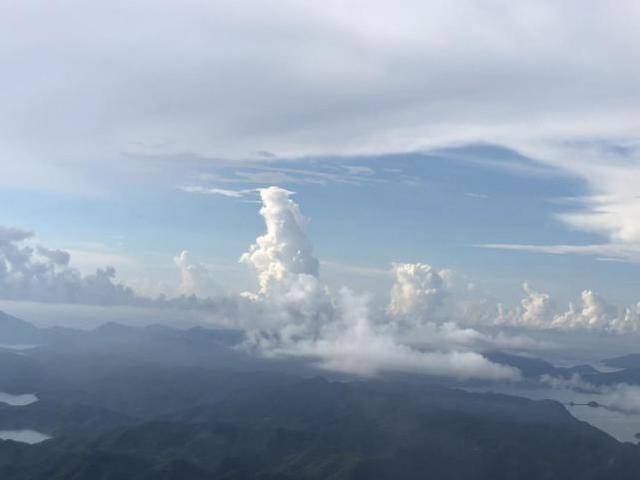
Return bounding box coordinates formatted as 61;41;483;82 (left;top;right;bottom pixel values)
2;143;638;307
2;0;640;326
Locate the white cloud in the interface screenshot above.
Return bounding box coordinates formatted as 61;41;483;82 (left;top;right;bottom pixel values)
611;302;640;333
240;187;321;293
550;290;614;331
520;283;555;328
178;186;256;198
383;263;532;352
173;250;218;297
3;0;640;202
479;243;640;263
4;0;640;299
0;226;139;305
464;192;489;199
342;165;375;176
238;187;520;380
268;288;519;380
238;186;332;340
495;283;555;329
499;141;640;264
397;320;549;352
388;262;448;320
494;284;640;333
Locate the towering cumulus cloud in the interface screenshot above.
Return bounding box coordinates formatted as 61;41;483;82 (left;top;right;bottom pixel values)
388;262;447;320
495;283;555;329
174;250;215;298
496;284;640;332
240;187;332;340
551;290;614;331
240;187;319;292
240;187;519;380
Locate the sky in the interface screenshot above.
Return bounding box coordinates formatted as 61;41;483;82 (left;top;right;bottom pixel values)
2;1;640;375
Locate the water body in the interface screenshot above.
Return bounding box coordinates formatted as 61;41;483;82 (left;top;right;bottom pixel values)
0;344;38;351
0;392;38;406
567;402;640;443
466;385;640;443
0;430;51;444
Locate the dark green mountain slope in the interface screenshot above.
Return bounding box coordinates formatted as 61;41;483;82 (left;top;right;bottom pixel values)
1;378;638;480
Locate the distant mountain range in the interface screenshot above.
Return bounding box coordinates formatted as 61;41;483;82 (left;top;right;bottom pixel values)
0;310;244;352
603;353;640;370
484;351;600;379
0;311;44;345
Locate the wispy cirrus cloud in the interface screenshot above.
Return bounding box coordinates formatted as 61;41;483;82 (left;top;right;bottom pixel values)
478;243;640;263
177;186;257;198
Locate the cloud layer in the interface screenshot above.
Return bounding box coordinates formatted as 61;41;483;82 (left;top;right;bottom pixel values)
4;1;640;230
237;187;519;380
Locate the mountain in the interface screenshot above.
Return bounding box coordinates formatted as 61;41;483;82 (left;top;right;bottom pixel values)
484;351;599;380
0;311;44;345
603;354;640;370
484;352;558;378
1;378;639;479
586;368;640;386
2;312;640;478
0;310;255;373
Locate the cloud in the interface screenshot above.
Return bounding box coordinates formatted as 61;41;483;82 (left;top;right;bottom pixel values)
238;187;519;380
240;186;321;293
495;283;555;329
519;283;556;328
613;302;640;333
4;202;637;344
487;140;640;265
342;165;375;176
494;283;640;333
399;321;549;352
388;262;448;320
189;162;382;192
178;186;256;198
464;192;488;199
35;246;70;266
237;187;332;340
276;288;518;379
0;227;140;305
384;263;539;352
5;0;640;301
550;290;614;331
0;228;232;312
3;0;640;201
479;243;640;263
173;250;218;297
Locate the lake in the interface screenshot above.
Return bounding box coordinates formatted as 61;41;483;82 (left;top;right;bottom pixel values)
0;430;51;444
0;344;38;351
466;385;640;443
0;392;38;406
